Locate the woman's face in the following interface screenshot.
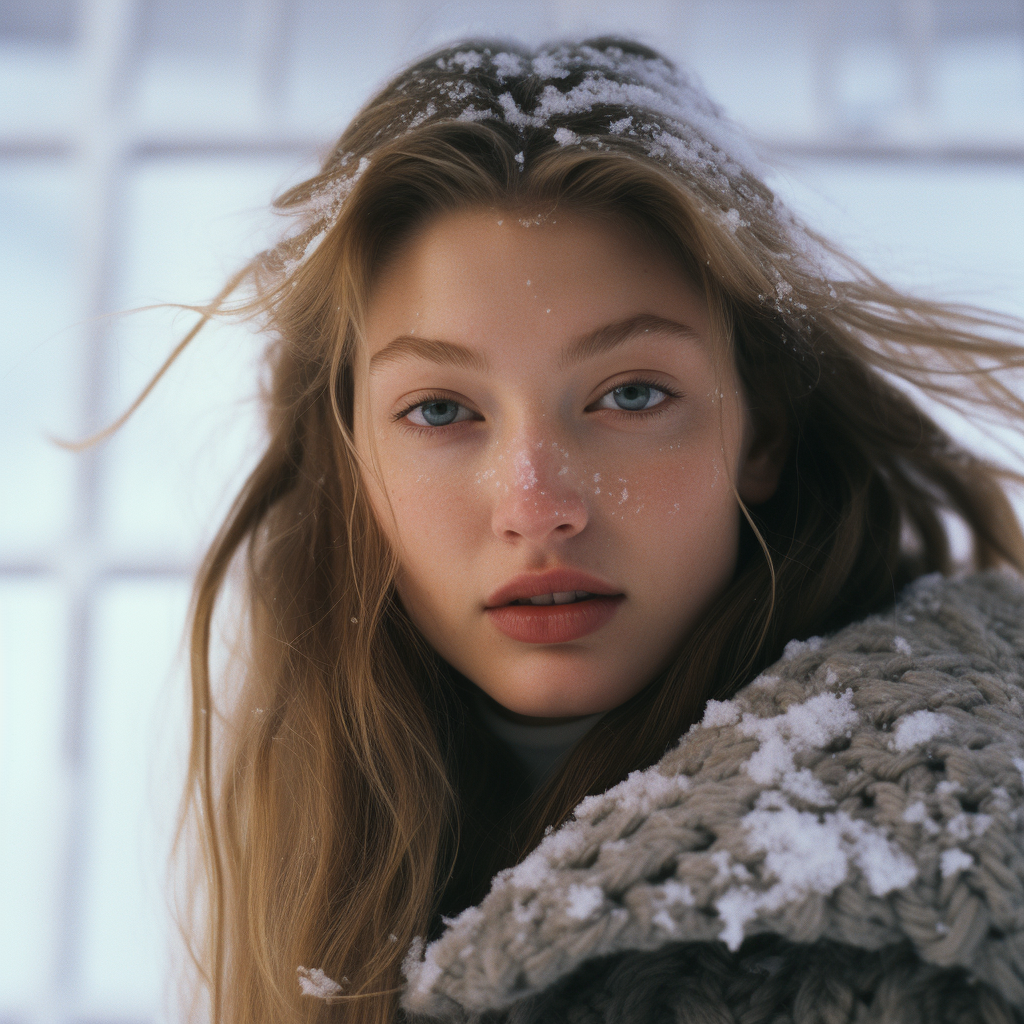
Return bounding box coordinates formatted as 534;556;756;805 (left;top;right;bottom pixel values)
353;207;782;719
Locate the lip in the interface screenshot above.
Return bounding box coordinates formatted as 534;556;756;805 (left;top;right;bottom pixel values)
485;568;622;609
483;567;624;645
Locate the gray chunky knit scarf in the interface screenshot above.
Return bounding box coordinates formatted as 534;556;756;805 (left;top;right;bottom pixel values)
401;571;1024;1023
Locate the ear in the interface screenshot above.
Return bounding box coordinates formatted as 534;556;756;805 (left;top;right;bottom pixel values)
736;406;789;505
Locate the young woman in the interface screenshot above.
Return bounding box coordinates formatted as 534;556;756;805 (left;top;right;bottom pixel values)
166;37;1024;1023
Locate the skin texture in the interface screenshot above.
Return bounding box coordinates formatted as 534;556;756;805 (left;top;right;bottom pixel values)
353;208;785;720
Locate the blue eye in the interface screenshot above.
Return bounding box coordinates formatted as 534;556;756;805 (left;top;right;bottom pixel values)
598;382;669;412
405;398;472;427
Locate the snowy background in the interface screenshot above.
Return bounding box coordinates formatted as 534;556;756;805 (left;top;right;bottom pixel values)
1;1;1023;1022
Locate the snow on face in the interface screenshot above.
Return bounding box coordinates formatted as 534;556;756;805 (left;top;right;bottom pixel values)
355;208;757;720
513;449;538;490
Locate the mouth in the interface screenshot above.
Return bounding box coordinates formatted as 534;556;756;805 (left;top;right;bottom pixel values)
507;590;602;606
485;569;622;609
483;568;624;644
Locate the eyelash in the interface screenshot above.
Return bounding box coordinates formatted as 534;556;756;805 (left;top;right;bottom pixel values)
393;377;681;435
593;377;681;417
392;398;470;436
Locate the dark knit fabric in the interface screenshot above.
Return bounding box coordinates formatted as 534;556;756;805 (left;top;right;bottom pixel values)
401;571;1024;1023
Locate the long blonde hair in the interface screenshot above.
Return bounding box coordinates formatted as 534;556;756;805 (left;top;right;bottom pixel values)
165;38;1024;1024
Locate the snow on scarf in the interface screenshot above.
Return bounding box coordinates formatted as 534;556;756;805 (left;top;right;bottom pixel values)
402;571;1024;1017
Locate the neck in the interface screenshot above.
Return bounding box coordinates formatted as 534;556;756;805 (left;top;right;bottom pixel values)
472;689;605;790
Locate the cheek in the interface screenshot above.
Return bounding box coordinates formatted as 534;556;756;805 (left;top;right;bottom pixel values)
586;436;732;524
386;469;477;556
592;435;742;607
378;463;486;633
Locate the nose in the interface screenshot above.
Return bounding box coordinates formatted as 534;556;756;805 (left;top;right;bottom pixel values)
490;444;589;543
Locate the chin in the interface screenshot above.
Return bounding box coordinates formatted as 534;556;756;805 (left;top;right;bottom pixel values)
485;669;635;719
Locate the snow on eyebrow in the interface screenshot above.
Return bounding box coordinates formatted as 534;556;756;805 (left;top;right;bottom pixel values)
553;126;580;146
890;710;954;752
716;791;917;951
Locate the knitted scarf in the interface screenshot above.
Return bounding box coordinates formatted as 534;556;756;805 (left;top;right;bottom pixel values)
402;571;1024;1022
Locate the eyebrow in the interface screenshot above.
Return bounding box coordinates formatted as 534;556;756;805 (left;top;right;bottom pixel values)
367;313;699;375
558;313;700;370
368;335;489;374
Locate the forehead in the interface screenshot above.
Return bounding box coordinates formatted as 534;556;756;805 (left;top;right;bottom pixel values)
360;206;712;364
